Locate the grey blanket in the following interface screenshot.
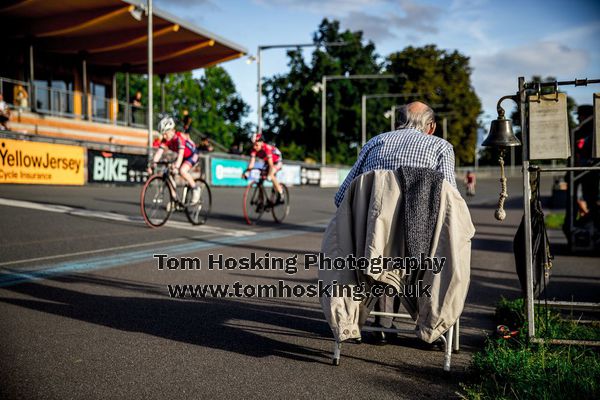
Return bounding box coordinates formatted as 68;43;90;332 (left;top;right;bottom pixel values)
397;166;443;315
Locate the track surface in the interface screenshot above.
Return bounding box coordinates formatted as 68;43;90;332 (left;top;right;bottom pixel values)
1;177;598;400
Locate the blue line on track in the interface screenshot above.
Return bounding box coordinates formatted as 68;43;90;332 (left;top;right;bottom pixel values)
0;227;319;288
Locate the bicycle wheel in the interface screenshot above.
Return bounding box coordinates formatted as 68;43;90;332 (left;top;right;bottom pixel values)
185;179;212;225
140;175;173;228
243;181;266;225
271;184;290;223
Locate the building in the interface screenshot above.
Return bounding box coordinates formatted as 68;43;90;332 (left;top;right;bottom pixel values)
0;0;247;153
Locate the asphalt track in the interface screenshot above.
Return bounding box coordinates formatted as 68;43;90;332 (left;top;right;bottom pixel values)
1;177;598;400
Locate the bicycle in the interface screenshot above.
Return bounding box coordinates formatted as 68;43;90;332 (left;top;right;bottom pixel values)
242;167;290;225
140;161;212;228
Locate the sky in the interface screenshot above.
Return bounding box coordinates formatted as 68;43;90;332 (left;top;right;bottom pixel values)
155;0;600;140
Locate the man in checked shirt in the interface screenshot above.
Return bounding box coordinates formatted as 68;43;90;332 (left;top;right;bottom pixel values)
334;101;457;207
333;101;457;345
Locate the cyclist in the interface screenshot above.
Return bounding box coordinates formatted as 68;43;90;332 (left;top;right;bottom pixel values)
242;133;285;203
148;116;201;204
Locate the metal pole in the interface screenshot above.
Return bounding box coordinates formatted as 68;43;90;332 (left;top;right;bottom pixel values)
82;58;88;120
125;72;130;125
391;105;395;131
29;44;35;112
112;73;117;124
257;46;262;133
147;0;153;162
321;76;326;165
519;76;535;339
361;95;366;146
160;74;165;113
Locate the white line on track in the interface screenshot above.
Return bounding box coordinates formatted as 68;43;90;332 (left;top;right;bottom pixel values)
0;197;253;237
0;237;186;267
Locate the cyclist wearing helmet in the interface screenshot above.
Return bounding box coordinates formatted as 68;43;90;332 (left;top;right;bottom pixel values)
242;133;284;203
149;116;201;203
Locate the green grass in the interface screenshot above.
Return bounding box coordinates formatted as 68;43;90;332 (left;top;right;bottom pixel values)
544;212;565;230
460;298;600;400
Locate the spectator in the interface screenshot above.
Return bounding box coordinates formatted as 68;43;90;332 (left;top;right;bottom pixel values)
333;101;458;343
229;142;243;155
572;105;598;226
335;101;456;207
14;85;28;109
197;136;214;153
181;111;192;135
130;91;143;124
0;93;11;130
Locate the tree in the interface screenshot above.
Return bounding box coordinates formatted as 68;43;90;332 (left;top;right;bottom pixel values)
262;20;482;165
263;19;387;164
385;45;481;165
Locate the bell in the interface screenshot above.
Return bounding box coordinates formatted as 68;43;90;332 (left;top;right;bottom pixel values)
482;118;521;147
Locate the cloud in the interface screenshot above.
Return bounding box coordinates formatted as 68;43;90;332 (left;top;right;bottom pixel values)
253;0;384;16
339;0;442;43
390;0;442;33
472;41;591;113
341;11;397;40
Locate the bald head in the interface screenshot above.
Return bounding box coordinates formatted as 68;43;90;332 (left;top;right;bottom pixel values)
397;101;436;134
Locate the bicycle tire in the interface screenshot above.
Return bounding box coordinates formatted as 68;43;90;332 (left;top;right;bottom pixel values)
140;174;173;228
185;178;212;225
270;184;290;223
243;181;266;225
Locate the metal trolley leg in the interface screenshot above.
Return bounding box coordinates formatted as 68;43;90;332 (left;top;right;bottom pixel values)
332;341;341;366
453;318;460;353
443;325;454;372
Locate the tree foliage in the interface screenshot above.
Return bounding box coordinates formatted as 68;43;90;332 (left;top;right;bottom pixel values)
115;67;251;148
262;19;482;165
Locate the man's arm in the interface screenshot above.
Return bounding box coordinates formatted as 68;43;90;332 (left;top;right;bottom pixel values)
437;146;457;188
334;143;371;207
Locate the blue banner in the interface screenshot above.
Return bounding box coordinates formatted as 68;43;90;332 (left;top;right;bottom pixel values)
210;158;248;186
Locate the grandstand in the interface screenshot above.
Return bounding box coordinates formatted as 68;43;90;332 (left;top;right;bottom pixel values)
0;0;247;153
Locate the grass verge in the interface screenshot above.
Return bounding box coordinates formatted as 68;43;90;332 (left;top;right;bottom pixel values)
544;212;565;230
460;298;600;400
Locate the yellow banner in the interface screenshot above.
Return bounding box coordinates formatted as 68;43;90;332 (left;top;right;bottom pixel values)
0;138;85;185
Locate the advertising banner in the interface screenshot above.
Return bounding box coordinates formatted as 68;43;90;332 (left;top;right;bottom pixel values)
0;138;85;185
320;167;340;187
211;157;248;186
278;164;301;186
300;166;321;185
88;150;148;184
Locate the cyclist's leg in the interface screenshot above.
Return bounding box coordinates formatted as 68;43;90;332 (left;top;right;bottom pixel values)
179;153;198;188
268;162;283;194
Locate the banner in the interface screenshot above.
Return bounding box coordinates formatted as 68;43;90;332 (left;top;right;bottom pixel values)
300;167;321;185
88;150;148;184
320;167;340;187
211;157;248;186
278;165;301;186
0;138;85;185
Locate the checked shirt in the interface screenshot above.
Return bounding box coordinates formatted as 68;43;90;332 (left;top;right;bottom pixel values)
334;128;457;207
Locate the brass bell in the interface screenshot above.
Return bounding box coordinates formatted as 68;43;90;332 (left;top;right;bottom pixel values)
482;118;521;148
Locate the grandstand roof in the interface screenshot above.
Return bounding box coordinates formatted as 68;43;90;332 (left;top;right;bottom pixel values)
0;0;248;74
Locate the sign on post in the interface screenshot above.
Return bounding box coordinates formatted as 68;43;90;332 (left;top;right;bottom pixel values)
528;93;570;160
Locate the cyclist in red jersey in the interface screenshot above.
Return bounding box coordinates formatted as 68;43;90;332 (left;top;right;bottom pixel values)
148;117;201;203
242;133;284;203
